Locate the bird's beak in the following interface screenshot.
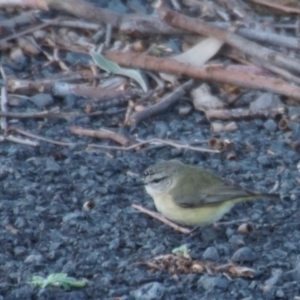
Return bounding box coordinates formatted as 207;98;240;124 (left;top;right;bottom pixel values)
130;178;145;188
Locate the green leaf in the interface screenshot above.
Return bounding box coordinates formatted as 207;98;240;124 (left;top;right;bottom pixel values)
30;273;88;289
172;244;190;258
91;51;148;92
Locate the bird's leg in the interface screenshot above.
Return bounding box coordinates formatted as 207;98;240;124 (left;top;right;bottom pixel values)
132;204;191;234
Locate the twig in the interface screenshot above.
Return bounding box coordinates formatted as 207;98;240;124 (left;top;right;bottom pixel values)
104;51;300;100
0;10;39;30
157;6;300;74
0;109;124;120
53;18;101;30
5;135;39;147
249;0;300;14
10;127;75;146
0;110;76;120
104;24;112;48
225;47;300;86
7;77;136;104
215;22;300;50
0;87;7;131
124;100;135;125
0;19;56;44
45;0;121;27
88;138;219;153
205;107;285;120
42;48;70;71
70;126;131;146
120;14;182;35
2;0;121;27
128;79;195;125
132;204;191;234
0;67;8;131
253;60;300;86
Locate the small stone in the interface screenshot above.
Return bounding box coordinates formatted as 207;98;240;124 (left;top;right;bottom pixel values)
232;247;256;262
45;158;61;173
275;289;285;298
250;93;283;110
10;48;27;65
288;106;300;118
197;274;229;290
24;254;44;264
283;261;300;281
13;246;26;256
121;296;135;300
5;287;32;300
288;121;300;134
283;242;297;251
257;155;272;167
271;249;288;259
63;211;82;222
263;119;277;132
154;122;169;139
30;93;53;108
202;246;219;261
228;235;246;247
131;282;167;300
178;105;192;116
64;94;77;109
225;227;235;239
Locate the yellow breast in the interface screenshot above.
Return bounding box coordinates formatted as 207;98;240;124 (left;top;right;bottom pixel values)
152;193;235;226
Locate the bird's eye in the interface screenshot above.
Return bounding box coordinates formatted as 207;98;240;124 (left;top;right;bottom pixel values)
151;176;167;184
152;178;161;183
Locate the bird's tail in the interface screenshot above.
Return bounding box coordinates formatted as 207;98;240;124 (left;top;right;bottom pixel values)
242;192;280;202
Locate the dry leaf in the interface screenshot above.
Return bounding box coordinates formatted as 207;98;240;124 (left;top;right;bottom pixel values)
161;37;224;83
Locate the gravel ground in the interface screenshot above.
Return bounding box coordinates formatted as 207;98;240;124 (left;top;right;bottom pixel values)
0;98;300;300
1;1;300;299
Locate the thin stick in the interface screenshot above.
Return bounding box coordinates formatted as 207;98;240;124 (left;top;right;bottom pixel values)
128;79;196;125
249;0;300;14
11;127;75;146
70;126;131;146
5;135;39;147
157;6;300;74
0;110;76;120
104;51;300;100
205;107;285;120
88;138;219;153
0;20;55;43
0;87;7;131
0;67;8;131
132;204;191;234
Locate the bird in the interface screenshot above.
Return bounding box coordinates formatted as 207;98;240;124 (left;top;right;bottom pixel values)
143;159;279;227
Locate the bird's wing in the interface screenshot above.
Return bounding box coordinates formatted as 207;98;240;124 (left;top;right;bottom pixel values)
171;170;253;208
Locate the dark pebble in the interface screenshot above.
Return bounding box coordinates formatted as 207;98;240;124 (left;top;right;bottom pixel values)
197;275;229;290
263;119;277;131
257;155;272;167
131;282;168;300
202;246;219;261
5;287;32;300
231;247;257;262
13;246;27;256
154;122;169;139
30;93;53;108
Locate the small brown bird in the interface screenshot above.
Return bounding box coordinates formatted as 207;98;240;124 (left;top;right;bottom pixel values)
143;160;279;226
